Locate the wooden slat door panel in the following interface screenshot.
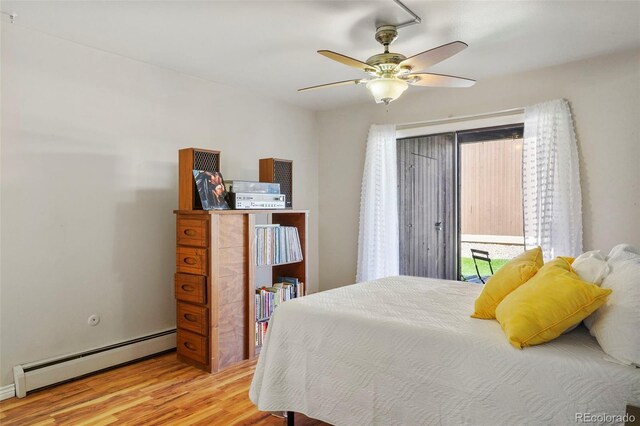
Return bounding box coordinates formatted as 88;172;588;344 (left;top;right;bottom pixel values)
398;133;455;280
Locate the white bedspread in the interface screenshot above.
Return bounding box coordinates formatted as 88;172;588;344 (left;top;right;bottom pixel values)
249;276;640;425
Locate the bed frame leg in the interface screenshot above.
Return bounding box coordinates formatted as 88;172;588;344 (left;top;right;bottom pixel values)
286;411;295;426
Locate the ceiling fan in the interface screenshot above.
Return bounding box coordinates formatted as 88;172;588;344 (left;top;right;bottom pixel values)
299;25;475;105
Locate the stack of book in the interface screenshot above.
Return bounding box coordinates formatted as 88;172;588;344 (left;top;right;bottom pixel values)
255;225;303;266
255;277;304;346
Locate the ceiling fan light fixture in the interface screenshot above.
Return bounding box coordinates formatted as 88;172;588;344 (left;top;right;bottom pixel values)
366;77;408;105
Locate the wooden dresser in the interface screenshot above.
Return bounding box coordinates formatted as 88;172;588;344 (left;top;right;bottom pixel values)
174;209;308;372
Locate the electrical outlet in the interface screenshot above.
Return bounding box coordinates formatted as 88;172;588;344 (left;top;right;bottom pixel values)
87;314;100;326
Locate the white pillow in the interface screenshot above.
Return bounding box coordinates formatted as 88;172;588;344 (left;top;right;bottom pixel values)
560;251;610;335
572;250;610;285
607;243;640;260
584;244;640;366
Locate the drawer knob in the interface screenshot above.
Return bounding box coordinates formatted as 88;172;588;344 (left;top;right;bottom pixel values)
184;313;198;322
181;284;194;292
184;342;196;351
184;229;197;237
183;257;197;265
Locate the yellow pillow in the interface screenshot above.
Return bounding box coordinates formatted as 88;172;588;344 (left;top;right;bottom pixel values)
471;247;543;319
495;257;612;349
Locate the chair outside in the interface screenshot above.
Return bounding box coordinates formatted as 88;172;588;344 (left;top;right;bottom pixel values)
463;249;495;284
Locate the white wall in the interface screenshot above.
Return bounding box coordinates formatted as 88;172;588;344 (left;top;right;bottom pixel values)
317;48;640;291
0;25;319;386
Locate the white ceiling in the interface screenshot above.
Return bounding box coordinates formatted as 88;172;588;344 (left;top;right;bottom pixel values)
2;1;639;111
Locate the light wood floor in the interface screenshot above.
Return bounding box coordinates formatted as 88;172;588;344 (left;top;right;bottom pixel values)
0;352;328;425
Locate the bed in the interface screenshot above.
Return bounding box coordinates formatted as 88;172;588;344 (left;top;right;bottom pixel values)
249;276;640;425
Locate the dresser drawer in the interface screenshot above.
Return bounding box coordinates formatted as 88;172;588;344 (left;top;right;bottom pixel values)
177;302;208;335
175;273;206;304
177;217;208;247
176;247;208;275
177;329;208;365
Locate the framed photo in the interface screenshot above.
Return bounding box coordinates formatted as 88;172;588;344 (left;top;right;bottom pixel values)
193;170;230;210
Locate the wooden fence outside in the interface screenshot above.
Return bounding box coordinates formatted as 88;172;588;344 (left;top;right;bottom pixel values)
460;138;524;237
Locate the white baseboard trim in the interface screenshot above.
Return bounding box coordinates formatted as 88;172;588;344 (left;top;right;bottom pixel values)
0;384;16;401
13;329;176;398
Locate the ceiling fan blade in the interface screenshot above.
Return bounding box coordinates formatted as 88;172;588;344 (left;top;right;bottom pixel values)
298;79;367;92
318;50;375;73
398;41;468;72
404;73;476;88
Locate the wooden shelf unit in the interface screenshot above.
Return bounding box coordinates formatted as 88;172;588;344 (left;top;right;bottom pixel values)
174;209;309;372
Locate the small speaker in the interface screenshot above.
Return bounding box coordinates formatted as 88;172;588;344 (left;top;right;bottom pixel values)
259;158;293;208
179;148;221;210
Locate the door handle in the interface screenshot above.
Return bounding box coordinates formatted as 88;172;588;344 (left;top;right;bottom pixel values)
434;222;443;231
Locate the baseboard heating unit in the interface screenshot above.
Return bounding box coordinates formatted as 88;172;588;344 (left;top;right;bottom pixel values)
13;329;176;398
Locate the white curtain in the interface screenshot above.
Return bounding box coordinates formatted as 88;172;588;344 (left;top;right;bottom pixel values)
356;124;399;282
523;99;583;259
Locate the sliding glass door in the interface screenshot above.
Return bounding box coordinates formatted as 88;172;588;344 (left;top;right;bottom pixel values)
396;123;524;282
